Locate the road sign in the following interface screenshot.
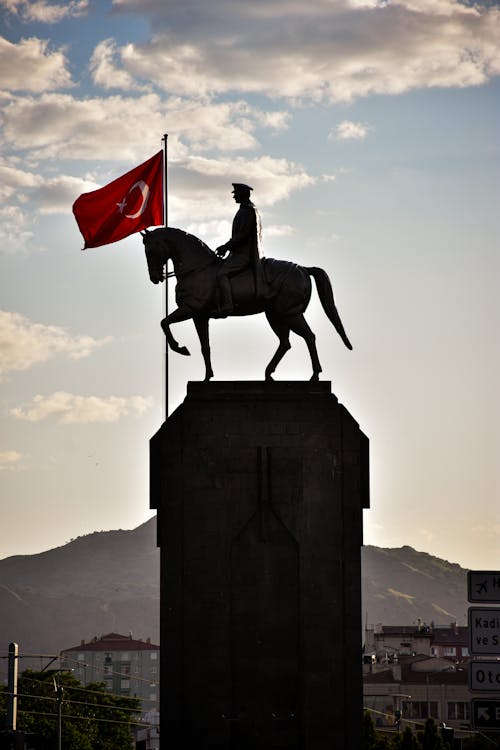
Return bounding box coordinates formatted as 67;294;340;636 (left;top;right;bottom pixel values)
471;699;500;731
468;571;500;603
470;661;500;692
469;607;500;655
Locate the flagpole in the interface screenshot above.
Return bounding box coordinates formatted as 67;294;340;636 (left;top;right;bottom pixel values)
162;133;169;418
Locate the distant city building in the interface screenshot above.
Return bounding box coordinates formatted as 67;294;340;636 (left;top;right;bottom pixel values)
363;620;483;740
60;632;159;720
365;620;470;663
430;622;469;661
363;654;473;734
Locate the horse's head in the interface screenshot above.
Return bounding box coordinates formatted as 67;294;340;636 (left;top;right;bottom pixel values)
142;228;168;284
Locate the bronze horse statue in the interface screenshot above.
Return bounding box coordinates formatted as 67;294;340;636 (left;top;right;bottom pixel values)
142;227;352;381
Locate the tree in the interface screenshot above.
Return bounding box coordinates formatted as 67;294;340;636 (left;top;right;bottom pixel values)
417;718;446;750
363;710;379;749
392;726;419;750
362;711;392;749
0;670;141;749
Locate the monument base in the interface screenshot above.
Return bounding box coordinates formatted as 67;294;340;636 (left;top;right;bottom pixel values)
151;382;369;749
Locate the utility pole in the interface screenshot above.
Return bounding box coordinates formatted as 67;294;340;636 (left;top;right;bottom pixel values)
7;642;18;731
53;675;64;750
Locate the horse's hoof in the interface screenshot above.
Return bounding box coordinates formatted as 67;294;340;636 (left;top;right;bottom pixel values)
177;346;190;356
310;373;320;382
265;374;274;382
204;372;214;382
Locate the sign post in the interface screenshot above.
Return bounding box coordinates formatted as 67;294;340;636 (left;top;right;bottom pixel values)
468;570;500;732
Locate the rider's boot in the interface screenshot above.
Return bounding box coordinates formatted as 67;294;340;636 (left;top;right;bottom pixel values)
218;275;233;316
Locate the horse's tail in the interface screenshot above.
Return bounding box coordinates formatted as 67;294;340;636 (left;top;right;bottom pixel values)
307;267;353;350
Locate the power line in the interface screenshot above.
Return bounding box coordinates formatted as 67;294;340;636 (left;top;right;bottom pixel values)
5;690;143;718
17;670;157;704
5;691;144;717
17;708;158;729
61;654;159;686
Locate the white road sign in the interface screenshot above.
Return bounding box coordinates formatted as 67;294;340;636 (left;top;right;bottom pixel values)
469;608;500;655
470;661;500;692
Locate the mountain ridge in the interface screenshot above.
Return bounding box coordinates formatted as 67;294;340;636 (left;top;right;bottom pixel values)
0;519;470;655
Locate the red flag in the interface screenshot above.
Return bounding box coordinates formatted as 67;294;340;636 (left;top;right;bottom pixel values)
73;151;163;249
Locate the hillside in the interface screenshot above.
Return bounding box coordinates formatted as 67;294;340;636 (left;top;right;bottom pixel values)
0;519;470;658
362;544;468;628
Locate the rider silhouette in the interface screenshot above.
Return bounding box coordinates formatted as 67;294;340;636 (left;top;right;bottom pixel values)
215;183;266;315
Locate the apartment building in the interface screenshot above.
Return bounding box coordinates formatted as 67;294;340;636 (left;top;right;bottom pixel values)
60;632;159;717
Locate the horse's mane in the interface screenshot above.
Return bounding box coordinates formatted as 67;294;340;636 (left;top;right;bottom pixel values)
154;226;215;260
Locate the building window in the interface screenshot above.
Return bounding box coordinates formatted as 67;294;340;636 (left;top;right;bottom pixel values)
447;702;470;721
104;664;113;675
443;647;456;656
403;701;439;720
77;653;84;661
150;652;157;660
121;679;130;689
462;647;469;657
121;664;131;675
151;667;157;674
149;693;157;702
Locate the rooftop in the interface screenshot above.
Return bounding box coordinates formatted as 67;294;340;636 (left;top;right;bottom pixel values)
61;632;159;652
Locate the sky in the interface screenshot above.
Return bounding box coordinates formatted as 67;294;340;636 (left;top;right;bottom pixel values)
0;0;499;574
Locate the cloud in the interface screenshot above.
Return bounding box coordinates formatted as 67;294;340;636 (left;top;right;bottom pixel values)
1;0;88;22
0;205;36;253
331;120;371;141
0;310;112;379
0;36;73;92
90;38;142;91
10;391;153;423
266;224;295;238
0;451;22;471
0;163;99;219
169;154;315;233
105;0;500;102
1;92;289;161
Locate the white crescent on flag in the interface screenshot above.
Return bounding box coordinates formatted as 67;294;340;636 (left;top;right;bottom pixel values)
125;180;150;219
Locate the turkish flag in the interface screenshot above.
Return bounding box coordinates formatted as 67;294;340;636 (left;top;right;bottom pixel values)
73;151;164;249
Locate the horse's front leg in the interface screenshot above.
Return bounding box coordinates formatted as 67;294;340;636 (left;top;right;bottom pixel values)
161;306;192;356
193;316;213;381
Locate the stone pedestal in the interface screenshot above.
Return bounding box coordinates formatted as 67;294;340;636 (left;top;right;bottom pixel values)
150;382;369;749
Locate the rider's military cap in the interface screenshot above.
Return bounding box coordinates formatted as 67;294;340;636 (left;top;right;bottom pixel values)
232;183;253;192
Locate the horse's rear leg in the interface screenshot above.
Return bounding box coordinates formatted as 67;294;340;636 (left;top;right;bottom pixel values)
288;314;322;381
265;312;291;381
193;316;213;382
161;306;192;356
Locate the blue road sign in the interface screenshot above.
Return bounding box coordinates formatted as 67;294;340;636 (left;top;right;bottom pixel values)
468;571;500;603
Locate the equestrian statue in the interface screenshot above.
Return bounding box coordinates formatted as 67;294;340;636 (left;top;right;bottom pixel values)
142;183;352;382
